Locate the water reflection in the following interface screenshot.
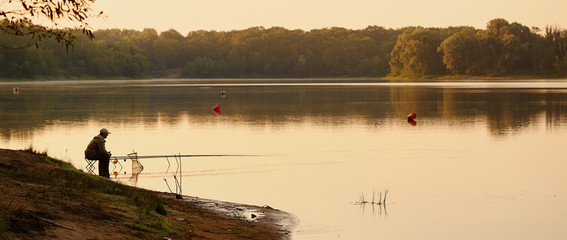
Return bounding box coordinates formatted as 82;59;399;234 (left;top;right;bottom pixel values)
407;119;417;126
2;80;567;240
357;202;388;218
389;85;567;136
86;153;145;185
111;157;124;176
354;189;390;218
2;80;567;141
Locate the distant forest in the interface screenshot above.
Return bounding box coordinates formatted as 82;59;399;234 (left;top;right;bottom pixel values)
0;18;566;79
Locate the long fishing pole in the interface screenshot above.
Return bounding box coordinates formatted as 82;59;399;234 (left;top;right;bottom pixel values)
111;154;258;159
110;153;258;199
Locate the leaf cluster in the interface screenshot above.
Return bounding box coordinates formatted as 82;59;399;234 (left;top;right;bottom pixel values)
395;19;567;77
0;0;101;49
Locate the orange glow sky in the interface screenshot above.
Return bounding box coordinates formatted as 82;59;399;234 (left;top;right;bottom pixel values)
89;0;566;34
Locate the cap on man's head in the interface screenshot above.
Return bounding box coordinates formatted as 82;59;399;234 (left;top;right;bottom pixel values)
100;128;111;134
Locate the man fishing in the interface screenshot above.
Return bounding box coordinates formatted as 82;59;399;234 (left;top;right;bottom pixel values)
84;128;112;178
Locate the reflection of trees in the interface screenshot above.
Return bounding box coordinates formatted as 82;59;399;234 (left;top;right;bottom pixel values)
390;86;459;119
440;89;567;136
2;82;567;140
484;90;567;136
0;83;395;140
226;86;394;126
390;86;425;118
390;86;567;136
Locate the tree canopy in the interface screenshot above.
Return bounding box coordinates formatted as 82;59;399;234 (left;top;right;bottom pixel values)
0;18;566;80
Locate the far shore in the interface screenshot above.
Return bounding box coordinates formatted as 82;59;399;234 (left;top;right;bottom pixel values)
1;75;566;84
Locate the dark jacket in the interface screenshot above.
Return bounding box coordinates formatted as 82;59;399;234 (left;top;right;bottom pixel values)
84;135;109;159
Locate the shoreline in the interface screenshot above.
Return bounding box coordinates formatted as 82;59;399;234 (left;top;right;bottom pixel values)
0;148;296;239
0;75;566;84
162;194;297;239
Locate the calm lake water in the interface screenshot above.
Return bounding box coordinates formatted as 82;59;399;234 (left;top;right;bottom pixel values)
1;79;567;239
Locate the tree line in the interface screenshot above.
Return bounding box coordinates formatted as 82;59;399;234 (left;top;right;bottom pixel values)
0;18;565;79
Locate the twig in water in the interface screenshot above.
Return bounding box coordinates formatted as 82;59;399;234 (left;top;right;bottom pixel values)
358;192;368;204
355;189;390;206
371;190;375;204
383;189;389;205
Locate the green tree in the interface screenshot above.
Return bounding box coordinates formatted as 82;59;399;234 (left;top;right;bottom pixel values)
389;27;445;76
438;27;480;74
182;56;226;77
546;26;567;75
151;29;188;70
528;30;555;75
1;19;564;79
475;19;538;75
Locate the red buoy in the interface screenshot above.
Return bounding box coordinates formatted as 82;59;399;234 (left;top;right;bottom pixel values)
407;112;417;120
213;104;221;111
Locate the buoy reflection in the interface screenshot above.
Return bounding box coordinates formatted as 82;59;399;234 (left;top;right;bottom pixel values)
408;119;417;126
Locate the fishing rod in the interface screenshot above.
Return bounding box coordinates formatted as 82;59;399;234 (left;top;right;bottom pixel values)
111;154;258;159
109;152;259;199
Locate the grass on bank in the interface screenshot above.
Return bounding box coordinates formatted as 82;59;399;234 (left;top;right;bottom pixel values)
22;147;167;215
0;147;177;239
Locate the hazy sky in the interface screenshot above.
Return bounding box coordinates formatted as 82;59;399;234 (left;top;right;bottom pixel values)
90;0;567;34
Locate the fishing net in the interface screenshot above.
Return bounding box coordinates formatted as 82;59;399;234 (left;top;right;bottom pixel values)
128;152;144;183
